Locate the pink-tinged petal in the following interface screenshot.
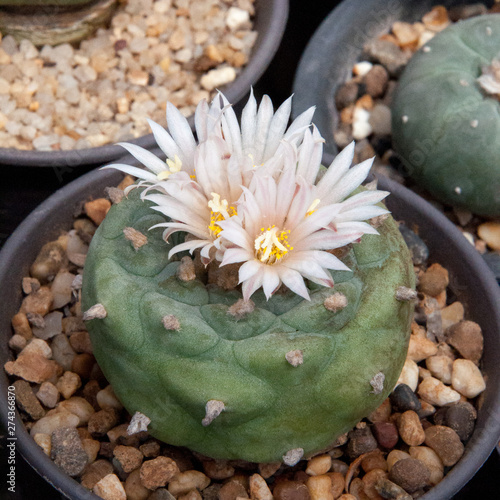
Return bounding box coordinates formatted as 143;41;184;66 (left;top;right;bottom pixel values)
275;161;297;226
117;143;169;174
282;254;333;283
253;94;274;165
278;267;310;300
101;164;158;182
220;93;243;160
284;106;315;144
226;155;244;202
316;141;355;199
150;222;209;242
147;119;184;165
309;250;351;272
335;221;380;234
296;126;323;184
340;190;390;210
334;205;389;222
283;178;314;230
220;247;252;266
166;102;197;164
293;228;364;251
322;157;375;205
262;266;281;299
218;220;253;250
200;243;214;264
241;89;258;155
194;99;210;142
146;196;208;228
168;239;211;259
292;204;343;241
262;95;293;161
239;259;262;283
242;270;264;301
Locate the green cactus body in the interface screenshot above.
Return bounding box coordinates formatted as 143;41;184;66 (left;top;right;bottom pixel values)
82;188;414;463
391;15;500;216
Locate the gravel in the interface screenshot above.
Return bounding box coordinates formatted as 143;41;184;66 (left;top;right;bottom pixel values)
0;0;257;152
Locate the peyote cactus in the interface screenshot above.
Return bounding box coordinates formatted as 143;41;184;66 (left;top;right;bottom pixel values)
82;93;415;464
392;15;500;217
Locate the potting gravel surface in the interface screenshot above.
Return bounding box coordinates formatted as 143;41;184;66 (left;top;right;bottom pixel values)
332;3;500;282
3;173;489;500
0;0;257;151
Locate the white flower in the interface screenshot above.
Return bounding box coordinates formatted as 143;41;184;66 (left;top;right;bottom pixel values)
217;143;389;301
104;90;315;187
105;92;317;263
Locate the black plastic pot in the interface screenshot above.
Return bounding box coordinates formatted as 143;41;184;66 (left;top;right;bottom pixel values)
291;0;494;157
1;152;499;498
0;0;289;168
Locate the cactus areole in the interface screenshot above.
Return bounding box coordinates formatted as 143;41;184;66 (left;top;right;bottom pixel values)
82;93;415;463
392;15;500;217
81;191;413;462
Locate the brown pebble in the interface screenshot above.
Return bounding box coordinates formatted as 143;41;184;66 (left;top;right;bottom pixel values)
113;445;144;473
367;398;392;423
258;461;281;479
88;409;120;437
335;81;359;110
418;263;449;297
140;440;161;458
273;480;310;500
71;353;95;379
85;198;111;226
327;472;344;498
69;330;93;354
11;312;33;339
13;379;45;420
81;459;114;489
124;468;150;500
23;276;41;294
99;442;116;459
364;64;389;98
83;379;101;410
397;411;425;446
29;241;68;284
424;425;464;466
347;426;378;458
20;286;53;316
51;426;89;477
362;468;388;498
375;478;412;500
140;456;180;490
203;459;235;480
372;421;399;449
388;458;430;493
219;480;249;500
361;449;388;473
4;353;61;383
446;320;483;364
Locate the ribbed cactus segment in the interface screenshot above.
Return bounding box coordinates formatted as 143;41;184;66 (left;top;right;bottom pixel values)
392;15;500;216
82;189;415;462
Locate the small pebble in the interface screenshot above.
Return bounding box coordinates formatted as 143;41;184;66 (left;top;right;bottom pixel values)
418;263;449;297
36;381;60;408
273;480;310;500
88;409;120;437
51;426;88;477
85;198;112;226
4;353;61;384
444;402;477;442
81;459;114;489
451;359;486;398
56;371;82;399
305;475;333;500
425;355;453;384
113;445;144;473
20;286;53;316
93;473;127;500
29;242;67;283
32;311;63;340
13;379;45;420
346;426;378;458
397;411;426;446
124;468;151;500
398;225;429;265
408;446;444;486
364;64;389;97
424;425;464;466
363;39;412;77
418;376;461;406
390;384;421;412
335;81;359;110
396;359;419;391
372;421;399;449
446;320;483;364
140;456;180;490
388;458;430;493
375;478;412;500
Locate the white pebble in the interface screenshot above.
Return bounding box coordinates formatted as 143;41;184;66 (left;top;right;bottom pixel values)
417;376;461;406
97;385;124;411
425;355;453;384
200;66;237;91
397;358;419;391
30;409;79;437
226;7;250;30
451;359;486;398
352;107;373;140
353;61;373;76
20;338;52;359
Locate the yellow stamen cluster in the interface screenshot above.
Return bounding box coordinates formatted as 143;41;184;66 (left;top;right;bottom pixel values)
157;155;183;180
208;192;236;238
255;226;293;264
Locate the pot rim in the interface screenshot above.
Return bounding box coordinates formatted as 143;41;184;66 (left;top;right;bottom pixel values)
290;0;495;156
1;157;499;499
0;0;289;168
